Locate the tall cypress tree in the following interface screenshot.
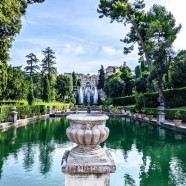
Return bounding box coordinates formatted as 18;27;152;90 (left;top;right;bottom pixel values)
41;47;57;101
98;65;105;89
72;72;77;87
27;77;35;105
42;75;51;102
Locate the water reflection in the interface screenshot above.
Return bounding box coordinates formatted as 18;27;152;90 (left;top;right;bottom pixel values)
0;117;185;186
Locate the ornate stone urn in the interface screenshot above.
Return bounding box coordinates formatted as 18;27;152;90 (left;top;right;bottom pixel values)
62;113;116;186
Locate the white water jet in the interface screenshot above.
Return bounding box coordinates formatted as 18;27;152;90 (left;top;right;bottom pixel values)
93;87;98;104
78;87;84;104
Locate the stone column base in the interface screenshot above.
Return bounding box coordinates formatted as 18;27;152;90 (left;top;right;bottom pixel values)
65;173;110;186
62;150;115;186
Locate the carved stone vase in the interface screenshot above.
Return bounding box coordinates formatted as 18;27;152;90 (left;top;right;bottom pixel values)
62;113;116;186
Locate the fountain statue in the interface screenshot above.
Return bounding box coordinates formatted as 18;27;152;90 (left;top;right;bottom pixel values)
62;97;116;185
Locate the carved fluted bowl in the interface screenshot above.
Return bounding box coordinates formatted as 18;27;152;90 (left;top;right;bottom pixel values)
66;114;109;146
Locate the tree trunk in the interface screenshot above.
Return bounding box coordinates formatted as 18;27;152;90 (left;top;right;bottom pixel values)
131;19;152;72
157;75;166;108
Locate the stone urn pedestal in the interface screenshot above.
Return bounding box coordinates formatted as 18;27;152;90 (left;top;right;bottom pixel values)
62;114;116;186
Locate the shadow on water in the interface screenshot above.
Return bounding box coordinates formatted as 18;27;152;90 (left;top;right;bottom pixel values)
0;117;186;186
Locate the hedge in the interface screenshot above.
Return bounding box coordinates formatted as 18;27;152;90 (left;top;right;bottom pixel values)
0;103;70;123
0;106;9;122
113;96;135;106
143;87;186;108
0;100;28;106
142;108;186;122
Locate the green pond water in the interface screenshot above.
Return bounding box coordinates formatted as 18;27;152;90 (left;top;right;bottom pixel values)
0;117;186;186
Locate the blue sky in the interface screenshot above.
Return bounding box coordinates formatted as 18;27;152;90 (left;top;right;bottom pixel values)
9;0;186;74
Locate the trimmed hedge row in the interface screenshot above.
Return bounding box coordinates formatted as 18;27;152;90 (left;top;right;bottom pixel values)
0;104;69;123
113;96;135;106
143;87;186;108
0;100;28;106
141;108;186;122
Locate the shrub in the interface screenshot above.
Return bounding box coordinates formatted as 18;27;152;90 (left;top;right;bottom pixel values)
135;93;144;112
104;97;113;106
0;106;9;123
113;96;135;106
143;87;186;108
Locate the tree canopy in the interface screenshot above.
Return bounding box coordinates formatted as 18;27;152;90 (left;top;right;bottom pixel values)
0;0;45;98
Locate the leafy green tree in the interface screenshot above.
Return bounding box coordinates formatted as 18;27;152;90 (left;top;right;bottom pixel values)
98;0;152;70
98;65;105;89
42;75;51;102
135;76;147;93
145;5;181;107
170;50;186;88
72;72;77;87
27;77;34;105
135;65;141;78
104;77;125;98
120;66;134;96
24;53;40;77
55;75;73;101
0;0;45;98
4;65;28;100
98;1;181;107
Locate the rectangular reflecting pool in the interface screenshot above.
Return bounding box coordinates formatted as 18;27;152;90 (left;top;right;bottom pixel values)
0;117;186;186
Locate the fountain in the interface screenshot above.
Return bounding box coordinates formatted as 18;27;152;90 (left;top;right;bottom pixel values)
78;86;84;104
62;95;116;185
93;87;98;104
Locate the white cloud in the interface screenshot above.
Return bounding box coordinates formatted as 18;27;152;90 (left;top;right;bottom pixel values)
62;44;86;55
101;46;117;56
9;0;186;74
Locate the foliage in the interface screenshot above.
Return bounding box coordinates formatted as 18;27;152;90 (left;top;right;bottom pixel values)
135;76;148;93
175;110;181;120
0;0;45;98
27;77;35;105
0;100;28;106
72;72;77;87
42;75;51;102
4;65;28;100
41;47;57;78
24;53;40;77
135;93;144;112
55;74;73;101
98;65;105;89
135;65;141;78
0;106;9;122
142;107;186;122
113;96;135;106
98;1;181;108
170;50;186;88
120;66;134;96
103;97;113;106
143;87;186;108
104;77;125;98
41;47;57;100
104;65;134;99
32;73;43;98
0;101;70;122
